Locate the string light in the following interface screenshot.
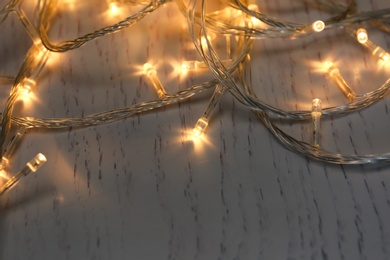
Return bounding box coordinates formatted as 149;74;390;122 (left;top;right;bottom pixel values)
109;2;119;14
0;153;46;195
354;27;390;63
247;4;261;26
200;36;210;49
193;84;225;139
143;63;168;98
356;28;368;44
0;0;390;196
325;62;356;101
18;78;35;100
312;20;325;32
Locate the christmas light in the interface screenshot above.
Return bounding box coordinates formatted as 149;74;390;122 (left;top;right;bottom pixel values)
143;63;167;98
0;153;46;195
247;4;260;26
193;84;225;138
109;2;119;14
18;78;35;100
193;117;209;138
356;28;390;62
325;62;356;101
356;28;368;44
312;20;325;32
0;0;388;199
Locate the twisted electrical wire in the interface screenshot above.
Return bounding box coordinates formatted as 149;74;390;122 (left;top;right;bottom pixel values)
0;0;390;166
38;0;167;52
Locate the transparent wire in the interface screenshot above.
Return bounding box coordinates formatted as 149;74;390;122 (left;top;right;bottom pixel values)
0;0;389;167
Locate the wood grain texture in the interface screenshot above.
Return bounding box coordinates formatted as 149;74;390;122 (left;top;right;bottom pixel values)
1;0;390;259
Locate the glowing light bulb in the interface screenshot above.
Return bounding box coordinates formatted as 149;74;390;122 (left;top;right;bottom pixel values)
22;84;31;96
65;0;76;10
35;43;49;60
325;62;356;101
200;33;216;50
27;153;47;172
193;117;209;138
0;153;47;195
201;36;209;50
361;40;390;63
0;158;8;171
248;4;259;11
311;98;322;147
247;4;261;26
143;63;167;98
110;2;119;13
356;28;368;44
18;78;35;100
182;61;205;70
312;20;325;32
221;7;241;19
192;84;225;138
350;27;390;63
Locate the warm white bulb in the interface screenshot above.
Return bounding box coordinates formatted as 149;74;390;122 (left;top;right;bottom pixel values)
65;0;76;10
19;78;35;100
382;54;390;62
325;62;356;101
193;117;209;138
143;63;154;76
312;20;325;32
27;153;47;172
181;61;197;70
248;4;259;11
143;63;167;98
109;2;118;13
356;28;368;44
352;31;390;63
0;153;47;195
0;158;8;171
201;37;208;48
200;33;216;49
247;4;260;26
22;85;31;95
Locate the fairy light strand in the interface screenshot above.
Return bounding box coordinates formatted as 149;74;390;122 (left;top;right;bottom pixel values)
325;62;356;101
0;0;390;195
193;84;225;138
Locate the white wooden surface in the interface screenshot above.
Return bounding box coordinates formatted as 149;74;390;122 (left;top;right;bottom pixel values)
1;0;390;259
